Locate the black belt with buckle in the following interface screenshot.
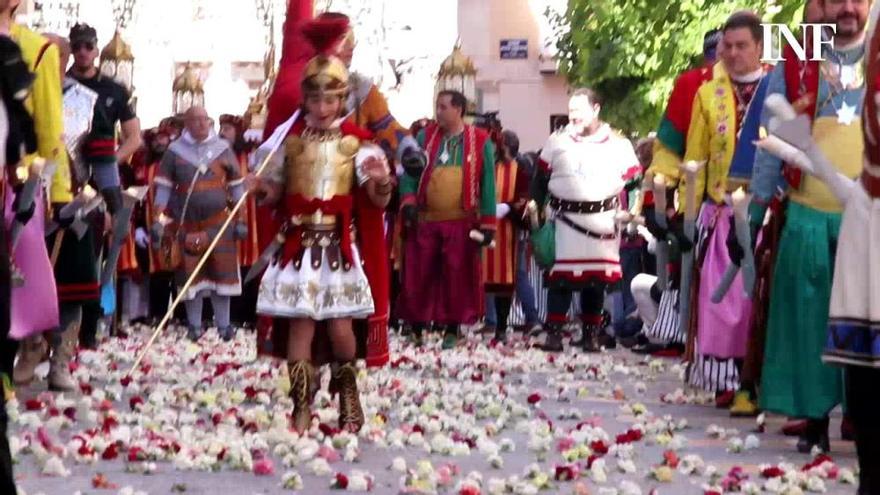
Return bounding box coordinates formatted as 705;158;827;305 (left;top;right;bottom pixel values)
550;195;618;214
556;214;618;240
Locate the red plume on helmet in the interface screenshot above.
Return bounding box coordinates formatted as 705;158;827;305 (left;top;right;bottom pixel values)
264;0;315;138
260;0;315;256
301;15;350;55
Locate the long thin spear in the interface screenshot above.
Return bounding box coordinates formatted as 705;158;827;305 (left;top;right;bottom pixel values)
127;110;300;375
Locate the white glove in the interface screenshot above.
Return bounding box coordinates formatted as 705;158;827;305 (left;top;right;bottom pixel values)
637;225;656;253
135;227;149;248
243;129;263;143
495;203;511;219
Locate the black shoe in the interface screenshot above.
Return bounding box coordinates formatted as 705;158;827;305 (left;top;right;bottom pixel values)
514;324;541;334
797;417;830;454
187;326;204;342
493;327;507;343
575;325;600;353
410;326;424;347
219;326;236;342
619;333;648;349
598;331;616;350
540;324;564;352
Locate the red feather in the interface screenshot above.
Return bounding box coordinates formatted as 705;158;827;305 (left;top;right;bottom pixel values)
301;17;350;55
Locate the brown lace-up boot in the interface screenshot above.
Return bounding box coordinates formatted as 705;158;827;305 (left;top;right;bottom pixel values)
334;362;365;433
288;360;314;433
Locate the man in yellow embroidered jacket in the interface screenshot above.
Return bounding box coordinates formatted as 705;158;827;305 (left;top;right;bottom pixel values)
2;0;70;382
654;11;768;401
748;0;869;454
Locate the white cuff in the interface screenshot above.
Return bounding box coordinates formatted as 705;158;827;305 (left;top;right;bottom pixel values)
355;144;388;185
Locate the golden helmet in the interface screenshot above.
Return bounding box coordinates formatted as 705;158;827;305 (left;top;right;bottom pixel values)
301;16;351;98
302;54;349;98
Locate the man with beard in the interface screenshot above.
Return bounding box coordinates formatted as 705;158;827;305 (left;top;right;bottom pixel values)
727;0;826;422
129;127;183;323
67;24;141;329
534;89;641;352
67;23;141;214
748;0;869;453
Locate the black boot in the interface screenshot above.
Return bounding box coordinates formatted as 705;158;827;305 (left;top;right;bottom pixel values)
540;323;564;352
597;329;617;350
855;425;880;495
579;324;601;353
494;296;512;344
797;416;830;454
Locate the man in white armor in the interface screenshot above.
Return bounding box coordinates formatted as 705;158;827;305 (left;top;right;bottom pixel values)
535;89;641;352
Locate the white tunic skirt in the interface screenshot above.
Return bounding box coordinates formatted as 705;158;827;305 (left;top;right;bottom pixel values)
823;184;880;368
257;243;375;320
549;208;622;284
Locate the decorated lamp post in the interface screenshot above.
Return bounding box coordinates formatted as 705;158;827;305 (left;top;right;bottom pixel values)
435;42;477;114
172;63;205;115
100;31;135;91
244;0;278;134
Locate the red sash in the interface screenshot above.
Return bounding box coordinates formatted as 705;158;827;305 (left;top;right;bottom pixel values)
280;194;354;265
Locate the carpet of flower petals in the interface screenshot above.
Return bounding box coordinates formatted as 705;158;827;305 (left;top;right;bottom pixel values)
9;325;858;494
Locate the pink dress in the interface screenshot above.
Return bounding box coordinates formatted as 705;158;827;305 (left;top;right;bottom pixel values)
696;203;752;359
4;183;59;340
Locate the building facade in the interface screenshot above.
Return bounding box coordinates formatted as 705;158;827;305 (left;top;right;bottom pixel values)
458;0;569;151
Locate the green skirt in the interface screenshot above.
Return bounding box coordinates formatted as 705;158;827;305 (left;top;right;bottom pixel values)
759;202;844;419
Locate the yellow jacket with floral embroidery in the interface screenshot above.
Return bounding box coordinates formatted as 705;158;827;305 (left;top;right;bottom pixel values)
660;63;740;213
11;24;71;203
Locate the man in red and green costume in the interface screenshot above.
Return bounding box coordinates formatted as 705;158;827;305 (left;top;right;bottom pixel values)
638;29;719;355
747;0;869;453
398;90;496;349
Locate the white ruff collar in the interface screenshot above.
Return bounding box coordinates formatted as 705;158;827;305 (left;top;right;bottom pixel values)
730;68;764;83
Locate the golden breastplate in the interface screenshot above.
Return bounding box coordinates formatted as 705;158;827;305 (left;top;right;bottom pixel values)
284;130;360;225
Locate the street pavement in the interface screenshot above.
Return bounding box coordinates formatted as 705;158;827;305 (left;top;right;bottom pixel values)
9;327;859;494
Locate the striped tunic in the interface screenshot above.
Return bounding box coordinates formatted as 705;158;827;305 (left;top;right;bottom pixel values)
153;135;244;300
483;159;528;293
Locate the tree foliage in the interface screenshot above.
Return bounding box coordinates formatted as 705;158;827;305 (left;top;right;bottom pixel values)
549;0;804;135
